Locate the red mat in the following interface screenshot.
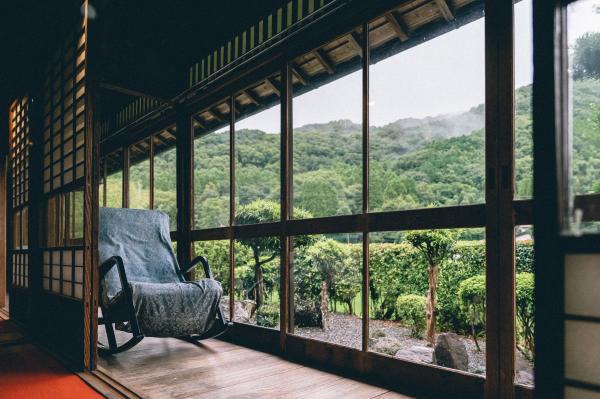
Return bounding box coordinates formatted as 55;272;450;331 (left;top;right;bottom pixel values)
0;322;103;399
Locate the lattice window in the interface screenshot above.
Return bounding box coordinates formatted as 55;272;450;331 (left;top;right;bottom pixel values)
9;97;31;289
42;27;86;194
42;248;84;299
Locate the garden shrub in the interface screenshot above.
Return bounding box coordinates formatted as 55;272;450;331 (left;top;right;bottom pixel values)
516;272;535;360
396;294;427;338
256;304;280;328
457;274;486;350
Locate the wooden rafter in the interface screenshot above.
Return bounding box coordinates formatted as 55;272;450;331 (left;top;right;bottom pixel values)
385;12;409;42
264;78;281;96
347;32;363;57
207;109;223;122
192;115;205;129
243;89;261;105
313;49;335;75
434;0;454;21
290;65;308;85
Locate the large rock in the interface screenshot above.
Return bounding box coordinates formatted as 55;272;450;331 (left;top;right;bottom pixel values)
220;298;250;323
295;299;322;327
395;346;434;364
369;330;403;356
433;333;469;371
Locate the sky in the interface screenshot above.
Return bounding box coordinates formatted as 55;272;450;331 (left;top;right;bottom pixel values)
236;0;599;134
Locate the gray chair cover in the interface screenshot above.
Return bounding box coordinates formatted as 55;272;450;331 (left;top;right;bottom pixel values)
99;207;222;337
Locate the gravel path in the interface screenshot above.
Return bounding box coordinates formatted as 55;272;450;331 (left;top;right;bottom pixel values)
294;312;533;386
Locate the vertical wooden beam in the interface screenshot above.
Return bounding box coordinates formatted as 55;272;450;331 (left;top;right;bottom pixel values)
149;137;154;210
361;22;370;353
485;1;515;398
229;96;236;323
176;111;193;273
532;1;567;398
281;64;293;345
0;156;6;309
122;147;129;208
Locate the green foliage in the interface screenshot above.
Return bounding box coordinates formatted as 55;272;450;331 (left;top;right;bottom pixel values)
516;272;535;360
299;239;361;315
573;32;600;80
256;304;280;328
458;275;486;350
396;295;427;338
406;230;456;267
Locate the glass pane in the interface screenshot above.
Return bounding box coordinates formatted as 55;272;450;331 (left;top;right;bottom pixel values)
129;139;150;209
153;137;177;231
369;16;485;211
368;229;486;376
568;0;600;233
235;98;280;224
105;149;123;208
234;237;280;329
194;114;230;230
292;33;363;219
194;240;231;319
66;190;84;242
515;225;534;386
13;210;21;249
515;0;534;199
292;233;362;349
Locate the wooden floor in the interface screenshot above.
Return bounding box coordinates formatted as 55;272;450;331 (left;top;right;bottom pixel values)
98;329;413;399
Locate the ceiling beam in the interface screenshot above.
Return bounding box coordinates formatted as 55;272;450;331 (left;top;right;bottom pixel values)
313;49;335;75
434;0;454;22
347;32;363;57
385;12;409;42
243;89;261;105
290;65;308;85
97;82;171;105
264;78;281;96
192;115;205;129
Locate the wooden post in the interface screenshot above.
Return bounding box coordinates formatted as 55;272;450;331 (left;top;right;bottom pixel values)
176;111;193;272
229;96;236;322
0;154;6;309
485;1;515;397
361;21;370;353
281;63;293;344
532;1;567;398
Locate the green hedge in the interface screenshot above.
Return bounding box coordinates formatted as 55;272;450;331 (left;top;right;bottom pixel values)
396;294;427;338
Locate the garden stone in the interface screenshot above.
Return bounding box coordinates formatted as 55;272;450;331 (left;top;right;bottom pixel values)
433;333;469;371
369;334;403;356
241;299;257;318
220;298;250;323
395;346;434;364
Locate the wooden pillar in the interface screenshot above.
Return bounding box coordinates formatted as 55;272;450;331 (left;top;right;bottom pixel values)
176;111;193;270
281;63;293;345
485;1;515;398
361;21;370;353
532;1;566;398
0;155;6;309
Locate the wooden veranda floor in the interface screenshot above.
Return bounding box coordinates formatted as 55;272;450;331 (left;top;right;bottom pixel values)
97;329;413;399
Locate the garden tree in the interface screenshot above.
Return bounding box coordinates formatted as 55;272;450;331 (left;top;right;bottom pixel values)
573;32;600;81
406;230;456;346
516;272;535;360
457;275;486;351
235;200;313;307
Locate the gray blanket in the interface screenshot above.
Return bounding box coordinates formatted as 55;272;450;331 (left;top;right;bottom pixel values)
99;207;222;337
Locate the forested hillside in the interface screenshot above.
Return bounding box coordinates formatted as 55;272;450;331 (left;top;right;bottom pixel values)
118;78;600;231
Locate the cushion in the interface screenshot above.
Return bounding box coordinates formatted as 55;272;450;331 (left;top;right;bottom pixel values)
129;279;223;337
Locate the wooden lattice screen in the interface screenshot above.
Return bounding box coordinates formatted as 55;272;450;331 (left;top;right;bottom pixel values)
8;98;31;298
40;17;87;300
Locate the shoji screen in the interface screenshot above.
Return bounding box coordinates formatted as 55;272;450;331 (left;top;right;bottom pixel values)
8;98;32;323
37;5;93;367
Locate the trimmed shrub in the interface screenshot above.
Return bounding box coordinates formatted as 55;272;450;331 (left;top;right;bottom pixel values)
396;294;427;338
256;304;280;328
457;275;486;351
516;272;535;360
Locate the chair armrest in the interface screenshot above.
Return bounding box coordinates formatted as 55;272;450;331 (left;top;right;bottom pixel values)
100;256;132;298
182;256;213;279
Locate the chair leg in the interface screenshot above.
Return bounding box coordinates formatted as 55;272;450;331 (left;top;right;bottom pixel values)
104;322;118;352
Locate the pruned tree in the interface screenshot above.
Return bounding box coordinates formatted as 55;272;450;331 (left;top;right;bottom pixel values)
235;200;313;307
406;230;456;346
573;32;600;81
